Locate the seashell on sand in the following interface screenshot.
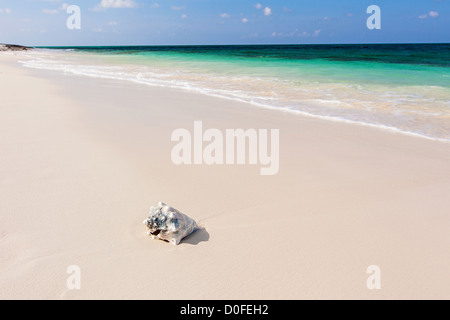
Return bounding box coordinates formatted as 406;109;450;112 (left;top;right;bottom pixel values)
143;202;199;245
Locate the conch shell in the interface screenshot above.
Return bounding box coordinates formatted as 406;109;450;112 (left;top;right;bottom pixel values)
143;202;199;245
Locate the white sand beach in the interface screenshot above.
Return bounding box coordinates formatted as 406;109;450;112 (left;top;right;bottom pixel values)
0;53;449;299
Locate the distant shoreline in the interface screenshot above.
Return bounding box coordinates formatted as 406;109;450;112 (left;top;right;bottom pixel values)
0;44;32;51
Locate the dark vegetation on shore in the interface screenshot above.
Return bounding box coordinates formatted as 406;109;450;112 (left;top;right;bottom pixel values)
0;44;32;51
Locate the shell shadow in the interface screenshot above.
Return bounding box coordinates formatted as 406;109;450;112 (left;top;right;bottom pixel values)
181;227;210;245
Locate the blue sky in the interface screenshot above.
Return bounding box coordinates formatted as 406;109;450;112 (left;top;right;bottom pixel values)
0;0;448;46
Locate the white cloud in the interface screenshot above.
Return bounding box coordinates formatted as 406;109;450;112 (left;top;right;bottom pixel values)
429;11;439;18
220;13;230;18
0;8;12;14
181;14;187;19
98;0;137;9
42;9;58;14
419;11;439;19
242;18;249;23
108;21;118;25
264;7;271;16
272;29;321;38
41;3;69;14
271;28;318;38
171;5;185;11
150;3;160;8
255;3;262;10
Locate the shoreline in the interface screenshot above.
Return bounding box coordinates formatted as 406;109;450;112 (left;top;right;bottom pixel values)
1;53;449;299
19;46;450;143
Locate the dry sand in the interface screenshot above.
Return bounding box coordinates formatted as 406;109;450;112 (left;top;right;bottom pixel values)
0;53;449;299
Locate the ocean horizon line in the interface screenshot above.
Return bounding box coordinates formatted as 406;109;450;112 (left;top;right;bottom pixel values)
30;42;450;49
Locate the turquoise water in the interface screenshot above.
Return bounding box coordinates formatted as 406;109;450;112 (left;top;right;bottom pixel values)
22;44;450;141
